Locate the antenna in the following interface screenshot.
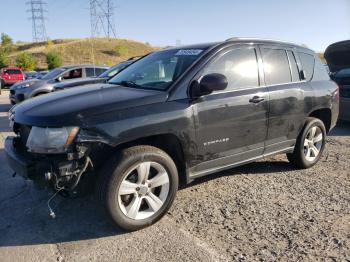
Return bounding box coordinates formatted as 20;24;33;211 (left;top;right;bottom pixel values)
26;0;48;42
89;0;117;39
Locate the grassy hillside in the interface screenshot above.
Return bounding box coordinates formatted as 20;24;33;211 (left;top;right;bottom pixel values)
8;38;156;70
6;38;326;69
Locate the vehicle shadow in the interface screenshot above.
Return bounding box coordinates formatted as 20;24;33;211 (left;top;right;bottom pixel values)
0;116;11;133
329;120;350;136
0;153;293;247
0;102;11;113
0;146;125;246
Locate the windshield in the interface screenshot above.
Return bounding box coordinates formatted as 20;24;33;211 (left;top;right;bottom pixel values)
109;48;205;90
99;61;132;78
41;68;66;80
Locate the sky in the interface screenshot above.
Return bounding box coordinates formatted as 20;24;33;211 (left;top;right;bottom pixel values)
0;0;349;52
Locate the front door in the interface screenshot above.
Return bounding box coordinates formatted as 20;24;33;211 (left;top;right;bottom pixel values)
190;46;268;177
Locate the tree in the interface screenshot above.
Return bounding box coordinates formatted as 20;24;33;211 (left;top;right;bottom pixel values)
1;33;13;46
1;33;14;53
0;51;9;68
114;45;129;57
46;51;62;69
16;52;37;71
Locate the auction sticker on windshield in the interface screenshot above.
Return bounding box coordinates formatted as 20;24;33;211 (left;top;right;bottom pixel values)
175;49;203;56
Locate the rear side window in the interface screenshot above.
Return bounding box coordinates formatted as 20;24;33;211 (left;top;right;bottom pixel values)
287;51;300;82
86;68;99;77
298;52;315;81
261;48;291;85
202;48;259;90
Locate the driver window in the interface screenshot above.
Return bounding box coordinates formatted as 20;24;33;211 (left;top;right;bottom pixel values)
62;68;82;80
202;48;259;91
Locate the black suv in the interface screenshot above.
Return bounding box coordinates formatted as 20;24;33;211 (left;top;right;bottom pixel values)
5;38;339;231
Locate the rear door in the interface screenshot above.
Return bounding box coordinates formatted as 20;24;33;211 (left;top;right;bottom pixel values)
259;46;306;154
191;45;269;176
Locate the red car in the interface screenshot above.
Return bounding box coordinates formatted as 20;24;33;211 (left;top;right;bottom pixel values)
0;67;25;92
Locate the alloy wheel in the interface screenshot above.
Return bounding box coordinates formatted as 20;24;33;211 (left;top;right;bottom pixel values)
117;161;170;220
304;126;323;162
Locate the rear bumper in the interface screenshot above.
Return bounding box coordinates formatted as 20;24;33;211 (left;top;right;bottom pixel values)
3;80;21;85
4;136;35;178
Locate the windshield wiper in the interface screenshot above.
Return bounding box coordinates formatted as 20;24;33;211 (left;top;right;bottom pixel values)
113;80;142;88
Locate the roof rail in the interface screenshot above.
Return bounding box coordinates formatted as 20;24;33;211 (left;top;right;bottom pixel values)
225;37;302;47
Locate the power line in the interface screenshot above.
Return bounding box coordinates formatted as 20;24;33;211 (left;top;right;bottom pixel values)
90;0;117;39
26;0;48;42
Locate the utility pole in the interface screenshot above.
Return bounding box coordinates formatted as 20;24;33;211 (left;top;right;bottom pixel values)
26;0;48;42
89;0;116;39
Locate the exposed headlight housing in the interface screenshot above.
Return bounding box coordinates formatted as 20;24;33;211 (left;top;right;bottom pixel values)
26;126;80;154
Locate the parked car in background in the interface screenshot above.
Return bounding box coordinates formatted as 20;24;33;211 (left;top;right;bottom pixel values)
0;68;25;93
9;65;108;104
25;70;49;80
325;40;350;121
5;38;338;231
24;71;38;80
54;59;135;91
35;70;49;79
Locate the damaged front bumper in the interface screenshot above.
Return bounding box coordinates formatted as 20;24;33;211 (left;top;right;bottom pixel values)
5;135;92;191
5;136;36;178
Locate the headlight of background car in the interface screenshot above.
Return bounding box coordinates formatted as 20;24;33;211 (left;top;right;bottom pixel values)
16;82;34;89
26;126;80;154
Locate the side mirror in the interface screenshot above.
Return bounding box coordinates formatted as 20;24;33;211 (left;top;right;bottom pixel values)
191;73;228;98
56;76;63;82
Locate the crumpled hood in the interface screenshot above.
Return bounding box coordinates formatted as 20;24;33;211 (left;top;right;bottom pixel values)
324;40;350;73
12;83;168;127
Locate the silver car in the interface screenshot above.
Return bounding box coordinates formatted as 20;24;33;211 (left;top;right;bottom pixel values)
9;65;108;104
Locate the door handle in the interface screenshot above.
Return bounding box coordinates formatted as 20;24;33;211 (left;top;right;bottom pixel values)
249;96;265;104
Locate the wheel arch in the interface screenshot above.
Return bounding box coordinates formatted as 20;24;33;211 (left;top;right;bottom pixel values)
95;133;188;185
308;108;332;133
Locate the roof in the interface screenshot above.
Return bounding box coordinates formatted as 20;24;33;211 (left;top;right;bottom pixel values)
163;37;313;53
1;67;22;70
60;64;109;69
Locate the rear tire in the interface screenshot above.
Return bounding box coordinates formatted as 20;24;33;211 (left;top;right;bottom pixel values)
96;145;178;231
287;117;326;169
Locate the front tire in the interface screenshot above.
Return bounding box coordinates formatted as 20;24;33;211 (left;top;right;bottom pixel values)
287;117;326;169
97;145;178;231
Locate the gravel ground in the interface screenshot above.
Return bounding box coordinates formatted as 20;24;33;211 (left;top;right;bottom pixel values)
0;90;349;261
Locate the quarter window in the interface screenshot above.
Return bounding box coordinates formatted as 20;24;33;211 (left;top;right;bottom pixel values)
86;68;99;77
202;48;259;90
261;48;291;85
298;52;315;81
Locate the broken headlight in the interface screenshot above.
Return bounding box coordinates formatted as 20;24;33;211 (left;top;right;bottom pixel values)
26;126;80;154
